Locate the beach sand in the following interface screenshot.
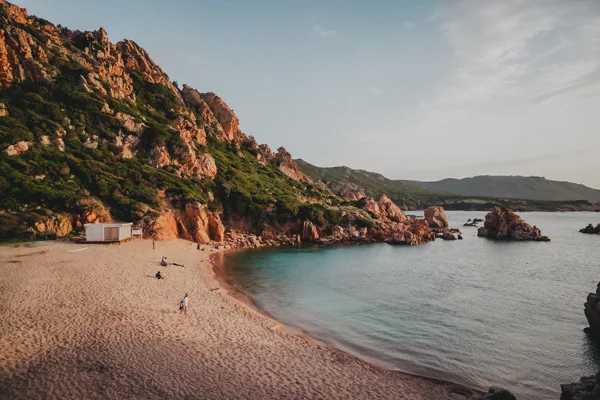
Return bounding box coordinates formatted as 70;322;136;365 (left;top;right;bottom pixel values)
0;239;471;399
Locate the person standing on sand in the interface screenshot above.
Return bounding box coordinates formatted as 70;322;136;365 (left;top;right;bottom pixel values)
153;240;155;250
180;293;189;315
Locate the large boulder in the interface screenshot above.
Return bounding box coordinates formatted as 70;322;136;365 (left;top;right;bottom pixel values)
424;206;448;229
477;207;550;241
378;195;406;223
184;202;224;244
442;230;456;240
301;220;320;242
28;214;73;238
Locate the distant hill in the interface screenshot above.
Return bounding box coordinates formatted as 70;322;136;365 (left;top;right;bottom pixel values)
401;176;600;202
296;160;435;207
296;160;599;211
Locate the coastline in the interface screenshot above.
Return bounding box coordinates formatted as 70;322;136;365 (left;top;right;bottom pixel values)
1;239;482;399
209;245;487;397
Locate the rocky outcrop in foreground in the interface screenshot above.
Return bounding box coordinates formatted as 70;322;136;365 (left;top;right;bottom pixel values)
580;224;600;235
560;285;600;399
477;207;550;241
561;372;600;399
584;282;600;334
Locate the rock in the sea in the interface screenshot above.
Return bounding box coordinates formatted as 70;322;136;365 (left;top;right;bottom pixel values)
442;230;456;240
424;206;449;229
474;387;517;400
584;282;600;334
561;372;600;400
477;207;550;241
580;223;600;235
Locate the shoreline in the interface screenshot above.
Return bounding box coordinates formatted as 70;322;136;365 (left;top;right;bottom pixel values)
0;239;486;399
209;245;487;397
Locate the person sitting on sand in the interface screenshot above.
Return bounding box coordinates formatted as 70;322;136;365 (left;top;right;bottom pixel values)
160;257;168;267
156;271;166;280
180;293;189;315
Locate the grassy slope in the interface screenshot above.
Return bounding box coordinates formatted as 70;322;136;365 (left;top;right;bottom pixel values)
0;15;336;239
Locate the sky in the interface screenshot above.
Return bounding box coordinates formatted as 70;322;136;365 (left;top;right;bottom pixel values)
16;0;600;188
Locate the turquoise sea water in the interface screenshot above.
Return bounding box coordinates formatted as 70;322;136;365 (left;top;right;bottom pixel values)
223;211;600;399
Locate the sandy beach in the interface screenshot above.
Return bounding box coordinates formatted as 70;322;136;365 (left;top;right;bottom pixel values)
0;239;473;399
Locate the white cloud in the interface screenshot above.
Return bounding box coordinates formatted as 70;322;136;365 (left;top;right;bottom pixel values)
427;0;600;113
312;25;336;38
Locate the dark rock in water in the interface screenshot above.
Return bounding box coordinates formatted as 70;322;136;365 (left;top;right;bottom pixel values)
458;234;463;240
477;207;550;242
580;223;600;234
473;387;517;400
442;231;456;240
584;282;600;334
464;218;481;227
560;372;600;399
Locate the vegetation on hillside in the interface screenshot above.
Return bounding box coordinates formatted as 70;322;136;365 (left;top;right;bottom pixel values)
401;175;600;202
296;160;597;211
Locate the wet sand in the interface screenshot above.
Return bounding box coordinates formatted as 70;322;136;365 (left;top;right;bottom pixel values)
0;239;473;399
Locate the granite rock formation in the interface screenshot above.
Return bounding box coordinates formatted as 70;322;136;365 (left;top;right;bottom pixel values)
0;1;445;248
477;207;550;241
424;206;449;229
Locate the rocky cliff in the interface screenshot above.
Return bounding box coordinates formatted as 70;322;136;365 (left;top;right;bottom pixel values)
0;1;435;247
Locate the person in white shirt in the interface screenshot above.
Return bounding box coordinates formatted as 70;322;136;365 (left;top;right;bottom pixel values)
180;294;189;315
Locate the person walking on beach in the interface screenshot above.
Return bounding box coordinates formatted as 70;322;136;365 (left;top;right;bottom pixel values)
153;240;155;250
180;293;189;315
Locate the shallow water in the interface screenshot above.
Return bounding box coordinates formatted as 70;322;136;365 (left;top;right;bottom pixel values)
224;211;600;399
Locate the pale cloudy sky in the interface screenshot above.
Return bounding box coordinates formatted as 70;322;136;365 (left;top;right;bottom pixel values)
18;0;600;188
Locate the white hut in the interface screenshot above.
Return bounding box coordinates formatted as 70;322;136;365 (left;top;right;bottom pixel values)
84;222;133;243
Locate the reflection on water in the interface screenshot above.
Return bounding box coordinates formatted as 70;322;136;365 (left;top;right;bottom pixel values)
224;212;600;400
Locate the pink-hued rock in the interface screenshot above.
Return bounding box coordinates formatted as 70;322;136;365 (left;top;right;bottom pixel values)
199;92;241;142
477;207;550;241
424;206;448;229
302;220;320;241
